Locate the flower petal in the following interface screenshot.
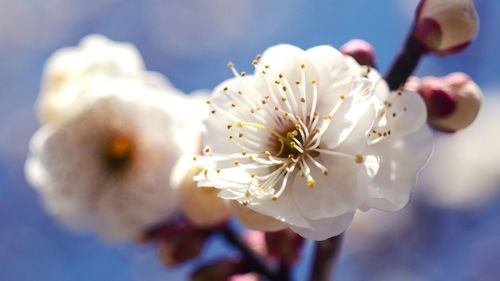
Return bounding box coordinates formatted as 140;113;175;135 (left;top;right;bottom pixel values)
364;125;433;211
290;212;355;241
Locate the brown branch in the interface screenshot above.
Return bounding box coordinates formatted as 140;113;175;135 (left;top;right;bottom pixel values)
222;227;288;281
309;234;343;281
385;25;428;91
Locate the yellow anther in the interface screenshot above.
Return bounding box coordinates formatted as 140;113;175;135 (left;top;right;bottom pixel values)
300;64;305;69
216;168;221;173
227;124;233;129
264;151;272;157
206;99;212;104
227;62;234;68
245;190;251;198
323;115;332;120
251;172;256;178
355;154;364;164
311;80;317;84
234;160;240;166
322;170;329;176
307;178;316;188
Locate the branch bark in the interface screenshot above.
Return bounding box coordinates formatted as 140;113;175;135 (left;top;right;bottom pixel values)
309;234;343;281
222;227;288;281
385;26;428;91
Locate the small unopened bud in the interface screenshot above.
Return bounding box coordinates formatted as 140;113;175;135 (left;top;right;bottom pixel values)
265;229;305;266
419;83;457;118
242;230;267;256
340;39;376;67
170;156;230;227
229;201;287;232
414;0;479;55
408;73;482;132
157;225;210;266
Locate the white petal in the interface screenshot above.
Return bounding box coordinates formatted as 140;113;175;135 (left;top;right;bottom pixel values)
290;212;355;241
291;161;362;220
372;90;427;143
364;125;433;211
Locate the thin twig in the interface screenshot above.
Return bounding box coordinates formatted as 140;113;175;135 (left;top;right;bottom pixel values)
385;26;428;91
309;234;343;281
222;227;288;281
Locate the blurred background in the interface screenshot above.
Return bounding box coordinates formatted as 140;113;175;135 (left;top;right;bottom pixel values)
1;0;499;280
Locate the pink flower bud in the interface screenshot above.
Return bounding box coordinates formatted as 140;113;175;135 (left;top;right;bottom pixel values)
408;73;482;132
242;231;267;256
264;229;305;266
340;39;376;67
414;0;479;55
156;224;210;266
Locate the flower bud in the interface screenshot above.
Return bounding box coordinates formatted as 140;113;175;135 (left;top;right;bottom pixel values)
229;201;287;232
414;0;479;55
340;39;376;67
171;156;230;227
242;230;267;256
408;73;482;132
264;229;305;266
157;224;210;266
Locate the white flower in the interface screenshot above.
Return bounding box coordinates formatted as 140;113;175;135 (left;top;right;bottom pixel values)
26;77;192;241
36;34;173;124
195;44;432;240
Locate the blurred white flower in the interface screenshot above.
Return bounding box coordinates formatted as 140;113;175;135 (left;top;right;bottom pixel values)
26;76;192;241
195;44;432;240
36;34;172;124
419;94;500;208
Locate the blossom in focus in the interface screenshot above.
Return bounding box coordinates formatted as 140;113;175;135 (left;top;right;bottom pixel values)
25;76;192;241
228;200;288;232
407;73;482;132
195;44;432;240
414;0;478;55
36;34;170;124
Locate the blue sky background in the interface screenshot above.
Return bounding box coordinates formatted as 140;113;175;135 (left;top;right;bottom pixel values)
0;0;499;280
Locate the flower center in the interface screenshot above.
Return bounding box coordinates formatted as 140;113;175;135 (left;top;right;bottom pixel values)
103;135;135;173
